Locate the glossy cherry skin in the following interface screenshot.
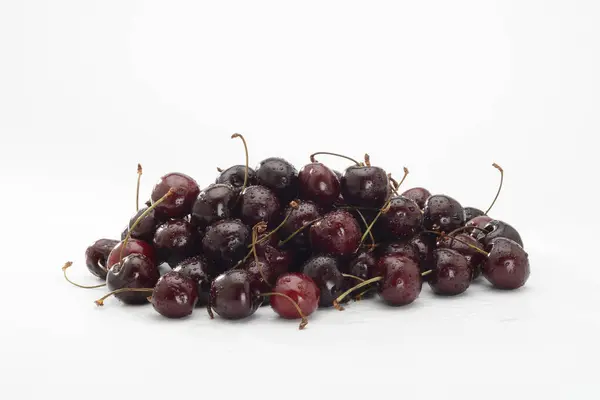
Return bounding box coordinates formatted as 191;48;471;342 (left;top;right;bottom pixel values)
377;255;422;306
465;215;493;236
150;172;200;218
216;165;257;191
153;218;196;267
302;255;344;308
343;250;378;298
253;231;292;271
210;269;262;320
423;194;465;232
281;200;321;250
202;219;251;273
191;183;237;230
238;185;281;228
245;256;288;305
106;238;156;271
401;187;431;210
483;237;530;290
120;207;160;243
341;164;389;208
410;233;437;279
428;248;471;296
173;255;212;306
298;162;340;208
376;240;420;263
478;220;524;248
309;210;361;257
85;239;119;279
377;196;422;239
437;233;486;280
464;207;485;222
271;273;320;319
106;254;160;304
151;271;198;318
256;157;299;203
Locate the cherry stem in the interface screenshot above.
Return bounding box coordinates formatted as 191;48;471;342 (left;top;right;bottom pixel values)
422;230;489;256
342;273;365;282
251;223;270;286
248;201;299;249
309;152;361;166
61;261;106;289
364;153;371;167
234;221;268;269
94;287;153;306
136;163;143;212
333;276;383;310
231;133;249;194
353;287;374;301
216;167;223;173
485;163;503;215
278;217;323;247
352;208;376;250
421;270;433;276
388;174;400;196
396;167;410;189
260;292;308;329
447;225;488;237
120;188;175;264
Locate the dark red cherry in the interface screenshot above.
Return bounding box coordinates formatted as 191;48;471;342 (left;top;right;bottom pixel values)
465;215;493;233
309;210;361;257
478;220;524;248
191;183;237;230
202;219;251;273
210;269;261;320
437;233;486;281
464;207;485;221
401;187;431;210
377;196;422;239
245;256;287;305
280;200;321;250
428;248;471;296
153;218;196;267
423;194;465;232
302;255;344;308
343;250;377;298
106;254;160;304
377;254;422;306
150;270;198;318
120;207;160;243
253;231;292;270
409;233;437;279
216;165;257;190
106;238;156;271
256;157;299;203
341;161;389;208
238;185;281;228
376;240;420;263
173;255;212;306
270;273;320;319
298;162;340;207
85;239;119;279
150;172;200;218
483;237;530;290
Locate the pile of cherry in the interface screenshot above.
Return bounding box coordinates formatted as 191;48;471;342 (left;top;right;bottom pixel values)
63;134;530;330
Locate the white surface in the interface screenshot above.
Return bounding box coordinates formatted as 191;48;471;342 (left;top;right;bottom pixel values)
1;1;599;399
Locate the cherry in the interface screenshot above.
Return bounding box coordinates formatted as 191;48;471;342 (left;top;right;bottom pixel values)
464;207;485;221
150;172;200;218
298;159;340;208
423;194;465;232
238;185;281;228
280;200;321;250
191;183;237;230
409;233;437;279
343;250;377;298
376;196;422;239
478;220;524;248
120;207;160;243
216;165;257;189
428;248;472;296
376;240;420;263
253;231;292;270
334;254;422;308
465;215;493;233
302;255;344;308
106;238;156;272
483;237;530;290
209;269;262;320
341;154;390;208
105;254;160;304
173;255;212;306
153;218;196;267
309;210;361;257
270;273;320;320
401;187;431;210
202;219;251;273
85;239;119;279
437;233;486;280
245;257;287;305
256;157;299;203
150;270;199;318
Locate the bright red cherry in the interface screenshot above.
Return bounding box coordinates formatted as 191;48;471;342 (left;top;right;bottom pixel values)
270;273;320;319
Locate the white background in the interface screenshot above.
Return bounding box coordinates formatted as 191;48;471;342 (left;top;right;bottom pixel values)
1;1;599;399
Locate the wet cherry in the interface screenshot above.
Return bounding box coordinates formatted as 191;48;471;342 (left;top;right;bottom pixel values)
280;200;321;250
256;157;299;203
302;255;344;308
401;187;431;210
153;218;196;267
191;183;237;230
428;248;472;296
202;219;251;273
238;185;281;228
106;238;156;272
150;172;200;218
173;255;212;306
298;159;340;208
209;269;262;320
483;237;530;290
478;220;524;248
270;273;320;319
464;207;485;221
309;210;361;257
341;154;389;208
377;196;423;239
216;165;257;190
120;207;160;243
423;194;465;232
106;253;160;304
85;239;119;279
150;270;199;318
